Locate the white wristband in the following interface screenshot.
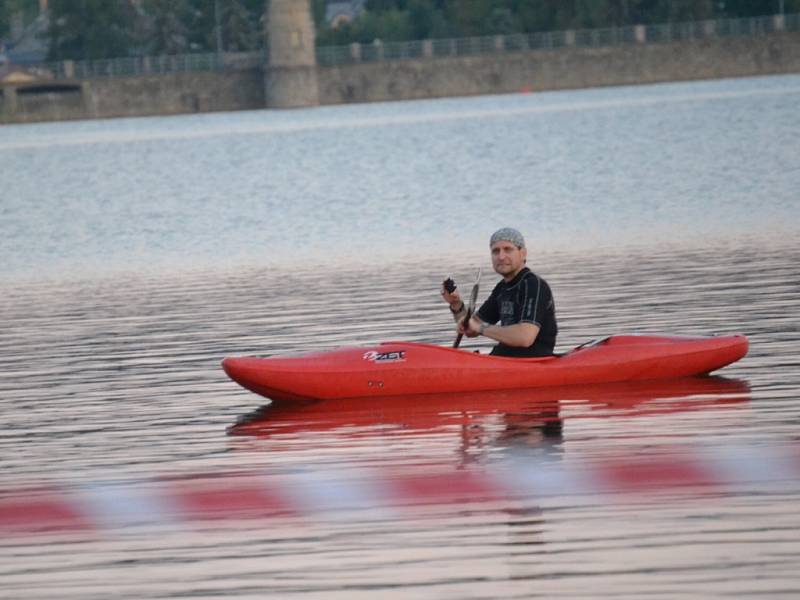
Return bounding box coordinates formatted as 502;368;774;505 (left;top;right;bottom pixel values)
479;322;488;335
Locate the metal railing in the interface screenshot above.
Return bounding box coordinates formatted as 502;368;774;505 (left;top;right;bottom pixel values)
37;51;264;80
18;13;800;80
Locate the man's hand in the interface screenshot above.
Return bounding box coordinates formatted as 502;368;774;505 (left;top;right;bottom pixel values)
441;279;463;310
458;315;482;338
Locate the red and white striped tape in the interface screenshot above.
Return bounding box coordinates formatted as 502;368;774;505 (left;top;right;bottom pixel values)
2;442;799;537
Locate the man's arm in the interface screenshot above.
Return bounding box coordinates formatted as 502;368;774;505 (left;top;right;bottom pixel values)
462;273;546;347
461;317;540;347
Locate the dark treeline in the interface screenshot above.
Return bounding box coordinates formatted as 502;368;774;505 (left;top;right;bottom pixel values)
1;0;796;61
1;0;38;39
42;0;265;60
318;0;799;45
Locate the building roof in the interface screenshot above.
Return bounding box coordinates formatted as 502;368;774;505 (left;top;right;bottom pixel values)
1;69;40;83
4;12;49;64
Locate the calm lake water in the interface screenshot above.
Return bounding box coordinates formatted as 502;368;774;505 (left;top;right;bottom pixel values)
1;74;800;598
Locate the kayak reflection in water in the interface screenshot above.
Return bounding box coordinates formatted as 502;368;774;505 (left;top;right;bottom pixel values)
442;228;558;357
459;408;565;467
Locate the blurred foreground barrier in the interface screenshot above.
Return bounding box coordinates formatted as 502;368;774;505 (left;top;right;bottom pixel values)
2;442;799;538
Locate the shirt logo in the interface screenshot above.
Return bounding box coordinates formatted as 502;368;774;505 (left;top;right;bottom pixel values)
363;350;406;363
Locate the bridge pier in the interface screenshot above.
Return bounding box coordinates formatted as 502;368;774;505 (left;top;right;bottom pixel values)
1;86;19;117
265;0;319;109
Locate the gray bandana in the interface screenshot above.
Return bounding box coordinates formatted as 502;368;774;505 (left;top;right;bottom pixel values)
490;227;526;248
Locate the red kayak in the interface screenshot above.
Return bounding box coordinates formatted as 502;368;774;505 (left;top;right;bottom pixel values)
222;334;748;403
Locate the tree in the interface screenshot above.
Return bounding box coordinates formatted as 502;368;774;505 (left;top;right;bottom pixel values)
140;0;191;55
181;0;261;53
35;0;796;60
1;0;40;41
183;0;215;52
219;0;260;51
512;0;575;32
316;0;777;46
442;0;492;36
0;5;10;40
407;0;451;39
311;0;328;28
717;0;784;17
356;9;413;42
45;0;139;61
366;0;411;11
641;0;714;23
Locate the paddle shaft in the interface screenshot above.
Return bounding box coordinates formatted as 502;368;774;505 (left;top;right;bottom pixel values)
453;307;472;348
453;269;481;349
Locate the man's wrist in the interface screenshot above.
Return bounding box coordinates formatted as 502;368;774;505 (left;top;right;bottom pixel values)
479;322;488;335
449;302;465;314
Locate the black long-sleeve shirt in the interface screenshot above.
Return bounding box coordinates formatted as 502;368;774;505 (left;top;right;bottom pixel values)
476;267;558;357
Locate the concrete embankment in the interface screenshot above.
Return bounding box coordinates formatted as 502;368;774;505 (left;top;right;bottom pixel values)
2;31;799;124
319;32;800;104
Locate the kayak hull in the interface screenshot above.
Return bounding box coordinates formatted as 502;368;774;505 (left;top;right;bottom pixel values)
222;334;748;403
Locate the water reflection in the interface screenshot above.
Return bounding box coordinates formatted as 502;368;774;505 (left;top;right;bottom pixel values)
230;377;750;466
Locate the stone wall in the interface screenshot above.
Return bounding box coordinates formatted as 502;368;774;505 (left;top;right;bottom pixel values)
1;69;264;124
2;82;85;123
318;32;800;104
87;69;265;119
16;83;85;121
2;31;800;125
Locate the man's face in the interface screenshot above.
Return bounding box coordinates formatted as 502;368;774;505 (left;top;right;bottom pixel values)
491;241;527;278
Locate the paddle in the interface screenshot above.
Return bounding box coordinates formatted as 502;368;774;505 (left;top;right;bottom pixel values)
453;268;482;349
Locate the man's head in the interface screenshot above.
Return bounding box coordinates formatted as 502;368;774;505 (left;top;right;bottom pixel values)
490;227;525;249
489;228;528;280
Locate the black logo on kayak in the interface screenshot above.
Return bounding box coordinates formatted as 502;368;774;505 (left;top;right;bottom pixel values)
363;350;406;363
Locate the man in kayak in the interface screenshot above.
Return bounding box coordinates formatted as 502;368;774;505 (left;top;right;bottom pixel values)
442;227;558;357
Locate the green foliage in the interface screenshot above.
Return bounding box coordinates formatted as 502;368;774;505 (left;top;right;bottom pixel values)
1;0;45;39
0;6;8;39
183;0;215;52
144;0;262;55
317;7;414;45
717;0;784;18
407;0;451;38
33;0;800;61
140;0;192;54
310;0;329;27
45;0;139;60
220;0;260;51
321;0;761;44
